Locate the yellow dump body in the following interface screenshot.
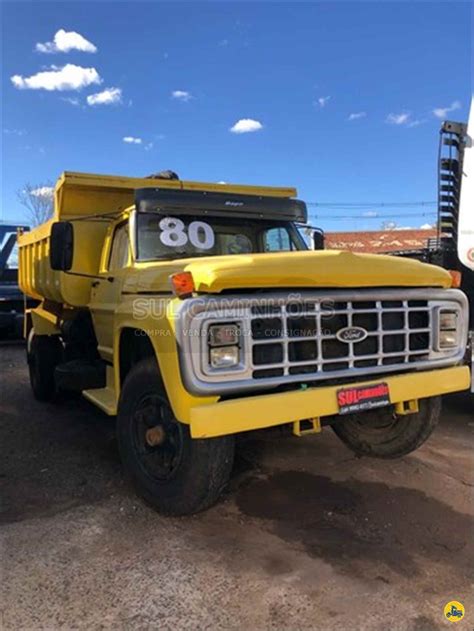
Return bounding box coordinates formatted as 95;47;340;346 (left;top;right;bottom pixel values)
18;171;296;307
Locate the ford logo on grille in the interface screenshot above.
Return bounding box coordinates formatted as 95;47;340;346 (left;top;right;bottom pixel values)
336;326;368;343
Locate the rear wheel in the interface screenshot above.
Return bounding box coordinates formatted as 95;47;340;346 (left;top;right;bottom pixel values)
117;358;235;515
27;333;63;402
332;396;441;458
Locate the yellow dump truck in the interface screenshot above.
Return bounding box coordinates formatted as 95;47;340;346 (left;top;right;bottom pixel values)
18;171;471;515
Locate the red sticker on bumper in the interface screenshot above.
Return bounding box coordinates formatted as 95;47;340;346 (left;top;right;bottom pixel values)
337;383;390;414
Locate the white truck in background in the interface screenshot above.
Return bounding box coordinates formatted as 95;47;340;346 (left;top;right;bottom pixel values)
390;97;473;389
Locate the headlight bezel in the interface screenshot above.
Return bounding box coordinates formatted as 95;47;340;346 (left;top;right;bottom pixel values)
434;306;462;351
202;318;249;376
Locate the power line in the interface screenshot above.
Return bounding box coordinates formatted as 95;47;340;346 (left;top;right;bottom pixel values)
309;211;437;220
306;201;437;208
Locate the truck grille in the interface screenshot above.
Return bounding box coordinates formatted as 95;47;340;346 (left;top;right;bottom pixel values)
176;289;468;396
250;299;431;379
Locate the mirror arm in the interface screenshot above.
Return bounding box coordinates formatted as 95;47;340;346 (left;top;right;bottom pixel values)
63;271;114;283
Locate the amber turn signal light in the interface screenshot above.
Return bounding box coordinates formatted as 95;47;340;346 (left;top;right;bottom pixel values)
170;271;195;298
449;270;462;288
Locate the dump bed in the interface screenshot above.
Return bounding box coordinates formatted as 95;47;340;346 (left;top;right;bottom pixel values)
17;171;296;307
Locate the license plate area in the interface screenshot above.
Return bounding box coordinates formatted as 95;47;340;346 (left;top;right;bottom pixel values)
337;382;391;414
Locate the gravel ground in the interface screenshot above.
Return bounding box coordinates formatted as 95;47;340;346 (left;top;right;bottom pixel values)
1;343;473;631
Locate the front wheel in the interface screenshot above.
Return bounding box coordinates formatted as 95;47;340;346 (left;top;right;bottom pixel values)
117;358;235;515
332;396;441;459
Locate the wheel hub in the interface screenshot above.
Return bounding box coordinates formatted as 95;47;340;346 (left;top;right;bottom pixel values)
145;425;166;447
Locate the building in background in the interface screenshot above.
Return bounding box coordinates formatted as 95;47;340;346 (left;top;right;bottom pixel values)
326;229;437;254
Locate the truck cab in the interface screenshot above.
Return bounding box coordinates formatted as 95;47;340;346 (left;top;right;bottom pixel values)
18;171;471;515
0;223;34;338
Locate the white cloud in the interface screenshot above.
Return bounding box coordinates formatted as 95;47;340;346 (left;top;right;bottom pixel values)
144;142;154;151
387;112;410;125
87;87;122;106
123;136;142;144
386;112;426;128
11;64;101;91
385;224;436;231
316;96;331;108
381;221;399;231
407;119;425;128
348;111;366;121
171;90;193;102
36;29;97;54
229;118;263;134
3;128;27;136
386;112;411;126
432;100;461;119
61;96;80;106
362;210;378;217
31;186;54;198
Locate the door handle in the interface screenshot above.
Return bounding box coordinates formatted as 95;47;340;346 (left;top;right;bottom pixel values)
91;280;101;288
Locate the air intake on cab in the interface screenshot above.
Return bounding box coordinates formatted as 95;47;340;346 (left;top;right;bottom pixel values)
145;170;180;180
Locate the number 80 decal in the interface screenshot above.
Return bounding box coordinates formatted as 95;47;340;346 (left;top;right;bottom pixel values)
159;217;215;250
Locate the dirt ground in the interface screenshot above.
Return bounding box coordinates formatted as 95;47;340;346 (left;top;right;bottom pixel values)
1;342;473;631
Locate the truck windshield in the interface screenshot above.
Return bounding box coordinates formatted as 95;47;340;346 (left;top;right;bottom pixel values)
136;213;307;260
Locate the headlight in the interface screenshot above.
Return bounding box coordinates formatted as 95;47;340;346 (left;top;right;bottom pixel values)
439;311;458;331
210;345;240;368
438;309;459;349
208;323;240;347
439;330;458;349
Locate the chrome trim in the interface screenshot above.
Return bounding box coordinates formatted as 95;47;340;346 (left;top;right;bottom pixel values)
175;289;469;395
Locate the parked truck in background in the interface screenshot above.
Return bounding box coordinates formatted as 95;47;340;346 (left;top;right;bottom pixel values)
0;223;33;338
17;170;471;515
389;97;473;378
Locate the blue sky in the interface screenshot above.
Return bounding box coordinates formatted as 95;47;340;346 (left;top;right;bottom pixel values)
1;1;472;232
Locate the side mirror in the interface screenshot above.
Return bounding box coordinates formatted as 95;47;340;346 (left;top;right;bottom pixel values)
50;221;74;271
313;229;325;251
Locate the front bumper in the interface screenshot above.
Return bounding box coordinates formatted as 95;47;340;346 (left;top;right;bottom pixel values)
189;365;470;438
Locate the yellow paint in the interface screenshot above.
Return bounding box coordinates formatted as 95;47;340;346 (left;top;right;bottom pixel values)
16;170;466;430
17;171;297;307
30;305;60;335
83;366;118;414
116;248;454;297
18;217;109;307
394;399;419;415
181;249;452;292
293;417;322;436
110;298;218;421
189;366;470;438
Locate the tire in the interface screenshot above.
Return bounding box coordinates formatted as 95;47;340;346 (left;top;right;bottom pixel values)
332;396;441;459
27;334;63;402
117;358;235;516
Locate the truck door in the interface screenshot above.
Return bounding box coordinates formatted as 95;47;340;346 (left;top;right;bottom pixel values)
89;220;130;363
